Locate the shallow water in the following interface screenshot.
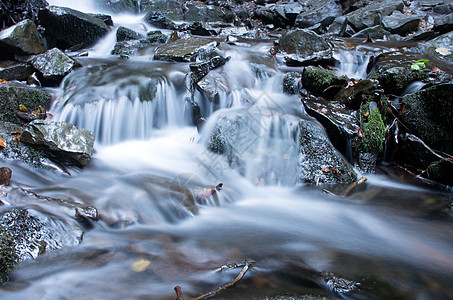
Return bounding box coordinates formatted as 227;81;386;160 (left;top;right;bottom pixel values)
1;2;453;299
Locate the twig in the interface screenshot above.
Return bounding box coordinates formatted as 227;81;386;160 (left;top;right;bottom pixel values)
174;285;184;300
341;176;367;197
191;262;252;300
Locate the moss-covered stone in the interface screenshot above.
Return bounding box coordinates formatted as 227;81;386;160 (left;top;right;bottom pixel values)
0;224;18;283
0;83;51;125
208;127;226;154
302;67;343;97
359;102;386;154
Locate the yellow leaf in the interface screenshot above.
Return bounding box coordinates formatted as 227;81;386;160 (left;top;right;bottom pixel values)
436;47;452;56
13;136;20;142
0;136;6;148
131;259;151;272
69;85;77;91
0;79;7;84
19;104;28;112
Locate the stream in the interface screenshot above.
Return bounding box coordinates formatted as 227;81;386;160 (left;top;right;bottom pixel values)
1;2;453;299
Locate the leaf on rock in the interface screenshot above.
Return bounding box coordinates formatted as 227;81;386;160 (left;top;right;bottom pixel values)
436;47;452;56
131;259;151;272
0;79;7;84
13;136;20;142
0;136;6;148
431;66;442;73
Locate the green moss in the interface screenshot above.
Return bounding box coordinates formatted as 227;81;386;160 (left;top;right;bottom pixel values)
302;67;337;96
208;127;225;154
360;103;386;154
0;224;18;283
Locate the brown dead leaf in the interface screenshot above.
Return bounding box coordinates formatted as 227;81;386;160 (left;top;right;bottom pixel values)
431;66;442;73
13;136;20;142
69;85;77;91
11;130;22;135
0;79;7;84
0;136;6;148
364;110;370;117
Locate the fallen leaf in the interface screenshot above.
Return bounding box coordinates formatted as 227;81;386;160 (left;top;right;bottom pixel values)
11;130;22;135
131;259;151;272
69;85;77;91
364;110;370;117
431;66;442;73
0;137;6;148
19;104;28;112
436;47;452;56
317;108;328;114
13;136;20;142
0;79;7;84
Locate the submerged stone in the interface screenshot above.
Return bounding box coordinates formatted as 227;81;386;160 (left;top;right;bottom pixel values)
20;120;95;167
0;19;46;59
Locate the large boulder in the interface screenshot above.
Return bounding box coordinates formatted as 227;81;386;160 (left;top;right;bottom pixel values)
399;83;453;152
30;48;81;85
112;31;167;59
294;0;343;29
412;31;453;67
301;66;346;97
346;0;404;31
0;19;46;59
0;83;51;125
140;0;183;20
382;11;421;36
0;60;33;81
154;36;219;62
38;6;110;50
144;11;179;30
276;29;333;66
183;2;233;23
20;120;95;167
116;26;144;42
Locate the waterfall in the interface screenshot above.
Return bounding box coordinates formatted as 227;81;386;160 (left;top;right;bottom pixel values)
334;50;373;79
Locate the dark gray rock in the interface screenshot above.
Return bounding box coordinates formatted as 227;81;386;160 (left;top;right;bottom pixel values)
283;72;302;95
276;29;333;66
423;158;453;186
395;133;443;170
89;13;114;26
0;223;17;283
0;208;83;260
112;32;167;59
326;16;349;37
196;69;232;103
0;0;48;29
295;0;343;29
154;36;219;62
0;83;51;125
0;60;33;81
116;26;144;42
382;11;421;36
183;2;233;23
190;55;230;83
20;120;95;167
144;11;179;30
433;13;453;34
0;20;46;59
30;48;81;84
400;83;453;151
302;66;346;97
412;31;453;66
346;0;404;31
100;0;139;13
334;79;381;109
370;51;430;95
433;3;453;15
352;25;392;40
38;6;110;50
140;0;183;20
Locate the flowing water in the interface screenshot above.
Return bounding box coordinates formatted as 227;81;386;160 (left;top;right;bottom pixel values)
1;3;453;300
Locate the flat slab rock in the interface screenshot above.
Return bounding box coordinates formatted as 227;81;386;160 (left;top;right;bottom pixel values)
154;36;218;62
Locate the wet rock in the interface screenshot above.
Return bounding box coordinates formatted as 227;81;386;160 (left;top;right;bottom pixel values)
144;11;179;30
283;72;302;95
38;6;110;50
352;102;386;173
0;223;17;283
302;97;359;160
399;83;453;151
395;133;444;170
116;26;144;42
346;0;404;31
154;36;219;62
335;79;381;109
276;29;333;66
422;158;453;186
196;69;232;103
112;31;168;59
90;13;114;27
413;31;453;66
0;167;12;186
371;51;430;95
294;0;343;29
190;55;230;83
0;20;46;59
186;22;219;36
299;119;358;184
0;83;51;126
351;25;391;40
433;13;453;34
382;11;421;36
100;0;139;13
0;60;33;81
326;16;349;37
30;48;81;85
302;66;346;97
253;4;297;28
0;208;83;260
20;120;95;167
0;0;48;29
0;121;53;169
140;0;183;20
183;2;233;23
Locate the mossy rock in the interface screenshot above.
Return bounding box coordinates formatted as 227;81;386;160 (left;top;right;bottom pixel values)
0;83;51;126
302;67;345;97
0;224;18;283
400;83;453;150
357;102;386;154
